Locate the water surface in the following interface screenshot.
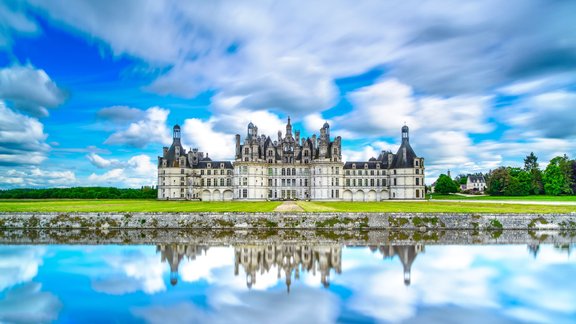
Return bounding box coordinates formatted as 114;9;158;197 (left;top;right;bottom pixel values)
0;243;575;323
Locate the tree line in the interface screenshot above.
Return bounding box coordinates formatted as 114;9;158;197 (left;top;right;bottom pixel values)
0;187;157;199
433;152;576;196
487;153;576;196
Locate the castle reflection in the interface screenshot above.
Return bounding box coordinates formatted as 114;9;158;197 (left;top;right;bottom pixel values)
156;243;425;290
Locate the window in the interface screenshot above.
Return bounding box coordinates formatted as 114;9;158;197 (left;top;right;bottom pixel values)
415;160;419;166
282;168;286;176
242;189;248;198
292;168;296;176
416;169;419;174
416;178;420;186
346;170;350;175
201;170;204;175
180;169;184;174
394;178;397;186
370;170;374;176
227;179;231;186
370;179;374;186
207;170;211;175
244;148;249;154
242;178;248;186
207;163;211;168
268;168;273;176
207;179;211;186
220;178;225;186
220;163;224;168
394;170;397;175
346;179;350;186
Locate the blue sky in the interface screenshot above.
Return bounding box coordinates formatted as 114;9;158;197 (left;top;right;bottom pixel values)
1;0;576;188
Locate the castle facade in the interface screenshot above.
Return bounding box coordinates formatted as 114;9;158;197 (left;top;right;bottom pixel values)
157;119;425;201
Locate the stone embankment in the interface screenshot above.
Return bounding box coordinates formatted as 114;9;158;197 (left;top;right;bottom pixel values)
1;212;576;245
1;212;575;231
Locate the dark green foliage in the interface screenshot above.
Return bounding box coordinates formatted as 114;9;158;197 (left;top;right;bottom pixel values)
434;174;458;194
0;187;157;199
486;167;510;196
505;168;531;196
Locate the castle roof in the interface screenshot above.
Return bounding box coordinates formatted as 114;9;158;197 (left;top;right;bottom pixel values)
391;140;417;168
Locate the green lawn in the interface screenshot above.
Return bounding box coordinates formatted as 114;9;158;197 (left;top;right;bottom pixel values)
428;194;576;201
0;199;281;212
0;199;575;214
296;201;576;213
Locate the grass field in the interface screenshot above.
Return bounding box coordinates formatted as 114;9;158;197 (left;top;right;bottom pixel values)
427;194;576;201
296;201;576;213
0;199;575;213
0;200;282;212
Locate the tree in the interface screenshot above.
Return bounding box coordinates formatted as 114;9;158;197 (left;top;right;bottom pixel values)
505;168;531;196
486;167;510;196
523;152;544;195
455;174;468;185
543;156;572;195
524;152;539;171
434;174;458;194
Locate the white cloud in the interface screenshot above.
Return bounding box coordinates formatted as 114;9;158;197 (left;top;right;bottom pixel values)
0;246;46;291
86;153;123;169
502;91;576;139
92;250;166;295
0;3;39;49
0;102;50;166
87;154;156;188
104;106;171;148
0;167;76;189
0;65;66;117
0;282;62;323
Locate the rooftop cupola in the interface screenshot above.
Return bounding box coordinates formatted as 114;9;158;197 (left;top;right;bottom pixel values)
402;125;409;142
173;125;181;140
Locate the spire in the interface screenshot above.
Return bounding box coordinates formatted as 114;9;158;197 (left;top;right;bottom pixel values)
286;116;292;136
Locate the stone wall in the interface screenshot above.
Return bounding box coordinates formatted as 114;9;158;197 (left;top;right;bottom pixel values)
1;212;576;231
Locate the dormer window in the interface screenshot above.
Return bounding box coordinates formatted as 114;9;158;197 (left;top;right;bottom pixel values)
352;164;356;169
207;163;211;168
364;164;368;169
220;163;224;168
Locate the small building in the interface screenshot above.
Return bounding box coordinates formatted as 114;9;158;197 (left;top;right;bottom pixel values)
465;174;486;192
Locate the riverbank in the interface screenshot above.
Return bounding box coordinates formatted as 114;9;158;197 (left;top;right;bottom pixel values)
2;212;575;231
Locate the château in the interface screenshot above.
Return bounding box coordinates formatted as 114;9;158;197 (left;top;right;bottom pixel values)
157;119;425;201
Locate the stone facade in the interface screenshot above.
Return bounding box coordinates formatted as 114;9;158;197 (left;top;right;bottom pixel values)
157;119;425;201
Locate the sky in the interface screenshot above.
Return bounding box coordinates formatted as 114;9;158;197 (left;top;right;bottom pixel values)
1;0;576;188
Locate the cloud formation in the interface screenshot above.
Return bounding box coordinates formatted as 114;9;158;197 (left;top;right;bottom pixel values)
0;65;67;117
104;107;171;148
0;102;50;166
87;154;156;187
